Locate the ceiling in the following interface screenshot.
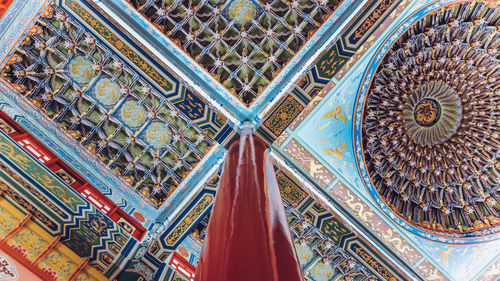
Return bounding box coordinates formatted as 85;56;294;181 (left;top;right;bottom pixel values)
0;0;498;281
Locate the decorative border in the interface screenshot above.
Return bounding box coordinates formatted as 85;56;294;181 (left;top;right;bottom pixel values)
0;80;158;216
352;0;500;243
416;260;449;281
0;129;134;272
64;0;234;143
330;181;422;265
0;0;48;69
246;0;357;113
335;0;412;79
475;256;500;281
283;139;336;188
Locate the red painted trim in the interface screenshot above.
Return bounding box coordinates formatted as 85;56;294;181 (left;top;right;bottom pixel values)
0;0;13;20
1;213;31;243
68;258;89;281
169;252;196;281
0;209;55;280
0;243;57;281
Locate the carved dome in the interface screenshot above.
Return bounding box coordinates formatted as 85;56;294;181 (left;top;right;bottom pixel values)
361;2;500;235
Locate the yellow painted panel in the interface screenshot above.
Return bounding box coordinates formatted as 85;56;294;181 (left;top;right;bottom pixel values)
37;243;82;281
6;220;52;261
0;197;24;237
0;198;108;280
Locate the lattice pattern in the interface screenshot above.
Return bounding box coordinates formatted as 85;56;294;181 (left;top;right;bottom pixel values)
128;0;342;104
1;5;215;207
287;207;378;281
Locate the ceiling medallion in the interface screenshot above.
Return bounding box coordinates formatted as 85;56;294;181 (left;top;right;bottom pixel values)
146;122;172;149
226;0;258;26
359;2;500;239
68;56;93;84
404;81;462;145
120;100;147;128
94;78;122;106
413;98;441;127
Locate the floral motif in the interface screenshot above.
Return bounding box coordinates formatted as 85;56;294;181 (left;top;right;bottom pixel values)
276;171;308;207
127;0;342;104
9;228;48;261
263;95;304;136
0;206;18;237
38;252;77;281
0;254;18;280
1;3;217;206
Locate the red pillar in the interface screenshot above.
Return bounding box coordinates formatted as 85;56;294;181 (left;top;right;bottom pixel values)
194;134;303;281
0;0;13;19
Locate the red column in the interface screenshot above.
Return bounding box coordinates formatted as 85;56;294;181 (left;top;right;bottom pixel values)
0;0;13;19
194;134;302;281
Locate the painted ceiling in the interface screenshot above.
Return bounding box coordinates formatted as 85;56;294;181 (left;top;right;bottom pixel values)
0;0;498;281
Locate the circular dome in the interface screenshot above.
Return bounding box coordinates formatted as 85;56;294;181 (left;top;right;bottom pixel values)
356;2;500;241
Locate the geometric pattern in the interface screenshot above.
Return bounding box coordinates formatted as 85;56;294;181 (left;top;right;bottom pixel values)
128;0;344;105
259;0;400;143
1;2;233;207
148;189;215;262
0;131;134;273
288;208;380;281
275;170;308;208
334;0;409;80
353;0;500;243
0;0;484;280
0;104;148;224
261;95;304;137
0;195;110;281
340;0;400;52
286;191;405;280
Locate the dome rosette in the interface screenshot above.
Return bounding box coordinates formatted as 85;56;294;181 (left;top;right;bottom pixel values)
355;1;500;243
